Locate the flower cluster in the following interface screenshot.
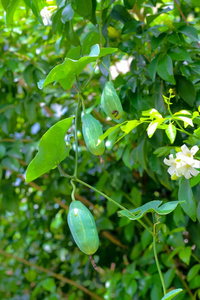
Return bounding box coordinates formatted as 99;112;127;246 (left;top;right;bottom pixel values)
164;144;200;180
40;6;56;26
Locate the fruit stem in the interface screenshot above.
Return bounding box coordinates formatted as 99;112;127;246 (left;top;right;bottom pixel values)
70;179;76;202
75;178;153;236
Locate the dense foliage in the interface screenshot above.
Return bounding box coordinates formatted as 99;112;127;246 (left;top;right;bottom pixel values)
1;0;200;299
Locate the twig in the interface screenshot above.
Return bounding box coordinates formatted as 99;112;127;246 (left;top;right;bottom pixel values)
0;249;104;300
174;0;189;26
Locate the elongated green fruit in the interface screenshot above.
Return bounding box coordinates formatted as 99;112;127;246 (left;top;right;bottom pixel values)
67;201;99;255
101;81;123;120
82;114;105;156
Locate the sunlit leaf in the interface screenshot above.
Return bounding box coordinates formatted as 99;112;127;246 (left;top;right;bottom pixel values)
118;200;183;220
161;289;183;300
26;117;74;183
97;122;126;145
165;123;176;144
174;116;194;127
39;45;117;89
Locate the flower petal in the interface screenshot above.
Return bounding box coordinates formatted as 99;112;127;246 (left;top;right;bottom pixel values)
190;145;199;156
181;144;189;154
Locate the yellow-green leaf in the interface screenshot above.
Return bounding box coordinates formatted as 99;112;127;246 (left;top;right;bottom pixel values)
165;123;176;144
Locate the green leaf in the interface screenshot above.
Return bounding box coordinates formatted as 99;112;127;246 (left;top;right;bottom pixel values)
174;116;194;127
42;278;56;293
156;55;175;84
151;33;167;50
178;177;196;222
64;21;80;46
147;120;161;138
189;275;200;289
97;122;126;145
165;123;176;144
163;269;175;289
161;289;183;300
190;173;200;188
168;47;192;62
72;0;96;24
197;202;200;222
179;25;199;41
187;264;200;281
153;146;172;157
61;4;74;23
149;55;159;81
1;157;20;172
40;45;117;89
1;0;11;10
118;200;183;220
179;246;191;265
26;117;74;183
110;5;132;23
123;0;136;9
122;20;143;35
121;120;140;134
6;0;20;26
177;76;196;107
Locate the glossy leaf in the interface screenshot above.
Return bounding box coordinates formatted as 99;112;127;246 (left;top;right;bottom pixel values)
61;4;74;23
39;45;117;89
165;123;176;144
118;200;183;220
187;264;200;281
161;289;183;300
97;122;126;145
179;25;199;41
179;246;191;265
174;116;194;127
121;120;140;134
178;177;196;222
71;0;96;24
177;76;196;107
157;55;175;84
147;120;160;138
26;117;74;183
149;55;159;81
5;0;20;26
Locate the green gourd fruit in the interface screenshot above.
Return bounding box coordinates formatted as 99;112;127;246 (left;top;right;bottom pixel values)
67;201;99;255
82;114;105;156
101;81;123;120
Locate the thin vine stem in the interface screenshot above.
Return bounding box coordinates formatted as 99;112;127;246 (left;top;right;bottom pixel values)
99;0;104;48
101;61;112;81
75;178;153;236
80;94;86;114
57;164;74;179
70;179;76;201
83;60;99;91
167;95;193;136
152;214;167;296
74;96;81;178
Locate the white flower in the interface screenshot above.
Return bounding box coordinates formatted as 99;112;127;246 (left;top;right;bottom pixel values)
40;6;56;26
163;154;180;177
164;144;200;180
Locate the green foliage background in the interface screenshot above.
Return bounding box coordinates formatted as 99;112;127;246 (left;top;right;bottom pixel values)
1;0;200;299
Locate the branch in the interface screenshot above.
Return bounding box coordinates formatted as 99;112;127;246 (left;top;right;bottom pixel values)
174;0;189;26
0;249;104;300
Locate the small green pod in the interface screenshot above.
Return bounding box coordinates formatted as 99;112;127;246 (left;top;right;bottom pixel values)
82;114;105;156
101;81;123;120
67;201;99;255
